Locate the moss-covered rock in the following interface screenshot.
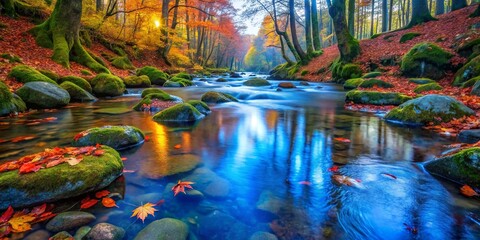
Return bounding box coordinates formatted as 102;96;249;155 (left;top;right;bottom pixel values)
385;94;474;125
457;38;480;59
216;78;228;82
471;80;480;96
123;75;151;88
169;77;193;87
201;91;238;104
358;78;394;88
72;126;145;150
81;69;93;76
413;82;443;93
243;78;271;87
153;103;205;123
173;72;193;80
60;81;96;102
186;100;211;115
8;65;57;85
362;72;382;78
454;55;480;86
38;69;59;82
268;63;299;80
401;42;453;80
461;76;480;88
91;74;126;97
408;78;436;85
111;56;134;70
141;88;168;98
0;81;26;116
331;60;363;83
59;76;92;93
424;147;480;188
163;80;182;87
133;93;181;111
278;82;296;88
345;90;412;105
343;78;364;90
399;32;421;43
16;82;70;109
136;66;169;85
0;146;123;210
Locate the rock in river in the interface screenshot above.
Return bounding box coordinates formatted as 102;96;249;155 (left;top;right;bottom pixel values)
16;81;70;109
84;223;125;240
0;146;123;210
72;125;145;150
46;211;96;232
134;218;188;240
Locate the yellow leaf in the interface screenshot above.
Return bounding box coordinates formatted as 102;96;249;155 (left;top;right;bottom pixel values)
8;214;35;233
131;203;157;223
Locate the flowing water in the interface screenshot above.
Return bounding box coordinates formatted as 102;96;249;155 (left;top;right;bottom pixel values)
1;75;480;239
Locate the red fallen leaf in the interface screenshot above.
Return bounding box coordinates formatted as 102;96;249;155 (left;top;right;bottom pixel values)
328;165;339;172
121;157;127;161
74;131;88;141
155;199;165;206
80;197;99;209
460;185;479;197
46;159;65;168
144;136;151;142
0;206;14;223
403;223;418;234
381;173;397;179
95;190;110;199
18;163;41;174
10;136;35;143
172;180;194;196
298;181;312;185
334;137;351;143
65;157;83;166
101;197;118;208
332;175;364;189
0;139;7;143
93;149;105;156
31;211;56;224
174;144;182;149
95;143;101;149
30;203;47;216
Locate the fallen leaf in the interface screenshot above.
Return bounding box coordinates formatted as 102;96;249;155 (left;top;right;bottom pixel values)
144;136;150;142
332;175;364;189
95;190;110;199
65;157;83;166
328;165;339;172
80;197;98;209
460;185;479;197
381;173;397;180
0;207;14;223
174;144;181;149
18;163;41;174
121;157;127;161
298;181;312;185
46;159;65;168
334;137;351;143
131;203;157;223
30;203;46;216
8;214;35;233
101;197;118;208
93;149;104;156
172;180;194;196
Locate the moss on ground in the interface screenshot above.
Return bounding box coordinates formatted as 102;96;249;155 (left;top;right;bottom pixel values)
345;90;412;105
358;79;394;88
111;56;134;70
399;32;421;43
136;66;169;85
362;72;382;78
331;59;363;83
1;53;22;63
201;91;238;104
343;78;364;90
91;73;125;97
243;78;271;87
413;83;443;93
8;65;57;85
59;76;92;93
81;69;93;76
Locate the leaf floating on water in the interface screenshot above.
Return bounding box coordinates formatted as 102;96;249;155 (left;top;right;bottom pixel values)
95;190;110;199
102;197;118;208
460;185;479;197
131;203;157;223
172;180;194;196
333;137;351;143
121;157;127;161
328;165;339;172
0;207;14;223
332;175;364;189
174;144;182;149
381;173;397;180
298;181;312;186
403;223;418;235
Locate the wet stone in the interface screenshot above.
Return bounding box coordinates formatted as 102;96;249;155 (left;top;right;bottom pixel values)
49;231;73;240
249;231;278;240
24;230;51;240
255;191;286;218
74;226;92;240
134;218;188;240
458;129;480;143
46;211;96;232
84;223;125;240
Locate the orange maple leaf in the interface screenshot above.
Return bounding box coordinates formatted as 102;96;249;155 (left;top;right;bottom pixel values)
460;185;479;197
102;197;118;208
171;180;194;196
95;190;110;199
131;203;157;223
334;137;351;143
80;197;98;209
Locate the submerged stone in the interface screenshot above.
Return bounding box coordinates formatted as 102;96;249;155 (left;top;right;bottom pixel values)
250;232;278;240
184;167;231;198
0;146;123;210
134;218;188;240
46;211;96;232
201;91;238;104
84;223;125;240
186;100;211;115
278;82;296;88
72;125;145;150
141;154;200;178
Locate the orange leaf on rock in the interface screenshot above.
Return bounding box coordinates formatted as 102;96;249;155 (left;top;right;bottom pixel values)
8;214;35;233
93;149;104;156
131;203;157;223
80;197;98;209
18;163;41;174
102;197;118;208
460;185;479;197
95;190;110;198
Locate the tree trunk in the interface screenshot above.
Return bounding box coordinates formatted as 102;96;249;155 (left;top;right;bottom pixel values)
382;0;387;31
329;0;360;62
305;0;314;55
289;0;308;62
389;0;393;30
451;0;467;11
348;0;355;35
311;0;321;51
272;0;300;62
0;0;16;17
370;0;375;36
435;0;444;15
407;0;435;28
31;0;108;73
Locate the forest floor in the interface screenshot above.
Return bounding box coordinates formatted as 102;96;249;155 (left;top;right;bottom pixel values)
302;5;480;136
0;15;167;91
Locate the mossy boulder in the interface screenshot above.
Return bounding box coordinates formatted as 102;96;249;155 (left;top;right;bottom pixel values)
72;126;145;150
173;72;193;80
136;66;169;85
413;82;443;93
123;75;151;88
399;32;421;43
186;100;211;115
278;82;296;88
8;65;57;85
424;147;480;188
362;72;382;78
58;76;92;93
16;82;70;109
268;63;298;80
454;55;480;86
111;56;134;70
216;78;228;82
358;79;394;88
163;80;182;87
0;146;123;210
0;81;26;116
60;81;96;102
133;93;181;111
133;218;188;240
343;78;364;90
141;88;168;98
91;74;126;97
385;94;474;125
471;80;480;96
400;42;453;80
408;78;436;85
243;78;271;87
168;77;193;87
38;69;59;82
153;103;205;123
345;90;412;105
461;76;480;88
457;38;480;59
331;60;363;83
201;91;238;104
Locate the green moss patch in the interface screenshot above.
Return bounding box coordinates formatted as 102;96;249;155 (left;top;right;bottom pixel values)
0;81;26;116
201;91;238;104
413;83;443;93
243;78;271;87
173;72;193;80
343;78;364;90
331;60;363;83
91;74;125;97
124;75;151;88
399;32;421;43
8;65;57;85
141;88;168;98
358;79;394;88
59;76;92;93
186;100;211;115
153;103;205;123
401;42;453;79
136;66;169;85
461;76;480;88
111;56;134;70
1;53;22;63
362;72;382;78
60;81;96;102
72;126;145;150
345;90;412;106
